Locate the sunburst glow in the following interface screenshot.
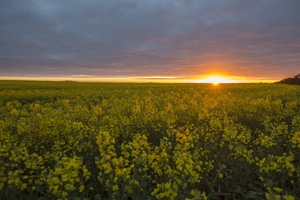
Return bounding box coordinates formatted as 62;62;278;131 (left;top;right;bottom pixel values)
195;76;237;84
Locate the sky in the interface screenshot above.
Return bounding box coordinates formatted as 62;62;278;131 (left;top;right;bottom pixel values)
0;0;300;82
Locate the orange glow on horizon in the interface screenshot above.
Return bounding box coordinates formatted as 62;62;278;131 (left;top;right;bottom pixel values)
0;75;278;83
192;74;278;84
194;76;238;84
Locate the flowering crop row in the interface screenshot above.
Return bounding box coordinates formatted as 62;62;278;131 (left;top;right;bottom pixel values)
0;81;299;199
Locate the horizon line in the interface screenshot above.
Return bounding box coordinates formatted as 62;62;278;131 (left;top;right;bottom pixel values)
0;75;278;83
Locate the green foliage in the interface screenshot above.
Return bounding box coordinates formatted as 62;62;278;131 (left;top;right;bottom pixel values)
0;81;299;199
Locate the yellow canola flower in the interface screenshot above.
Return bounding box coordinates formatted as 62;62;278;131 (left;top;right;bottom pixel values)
46;155;90;198
284;195;295;200
259;154;295;177
291;132;300;148
218;173;224;179
266;193;281;200
64;183;76;191
79;185;85;192
273;187;283;193
112;185;119;191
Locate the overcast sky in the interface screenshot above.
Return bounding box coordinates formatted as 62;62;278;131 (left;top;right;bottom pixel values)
0;0;300;81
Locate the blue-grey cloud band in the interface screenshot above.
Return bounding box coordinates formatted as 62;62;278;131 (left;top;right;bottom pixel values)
0;0;300;79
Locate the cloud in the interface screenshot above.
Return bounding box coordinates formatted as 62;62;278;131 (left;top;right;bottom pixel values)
0;0;300;79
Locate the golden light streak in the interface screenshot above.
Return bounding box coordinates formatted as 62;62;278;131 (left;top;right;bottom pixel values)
193;75;238;84
0;75;278;83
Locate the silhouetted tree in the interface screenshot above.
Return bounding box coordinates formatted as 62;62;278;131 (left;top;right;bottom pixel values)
277;73;300;85
293;73;300;79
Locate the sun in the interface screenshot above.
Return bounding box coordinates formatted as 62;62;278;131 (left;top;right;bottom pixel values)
208;77;222;85
195;76;237;84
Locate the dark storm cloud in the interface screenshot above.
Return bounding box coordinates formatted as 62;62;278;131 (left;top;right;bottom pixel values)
0;0;300;79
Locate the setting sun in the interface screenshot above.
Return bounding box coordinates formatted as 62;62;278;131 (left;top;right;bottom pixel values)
195;76;237;84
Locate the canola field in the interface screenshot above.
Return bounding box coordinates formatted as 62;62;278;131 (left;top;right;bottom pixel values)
0;81;299;199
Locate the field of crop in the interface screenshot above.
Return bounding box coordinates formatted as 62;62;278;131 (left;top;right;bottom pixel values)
0;81;299;199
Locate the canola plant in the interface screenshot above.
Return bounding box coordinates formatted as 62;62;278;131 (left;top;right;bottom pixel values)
0;81;299;199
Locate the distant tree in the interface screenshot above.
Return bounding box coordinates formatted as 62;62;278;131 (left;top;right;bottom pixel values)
277;73;300;85
293;73;300;79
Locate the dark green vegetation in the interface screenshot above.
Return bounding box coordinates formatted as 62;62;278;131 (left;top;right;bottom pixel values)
0;81;300;199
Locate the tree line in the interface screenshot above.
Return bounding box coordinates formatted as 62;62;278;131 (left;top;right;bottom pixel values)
277;73;300;85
